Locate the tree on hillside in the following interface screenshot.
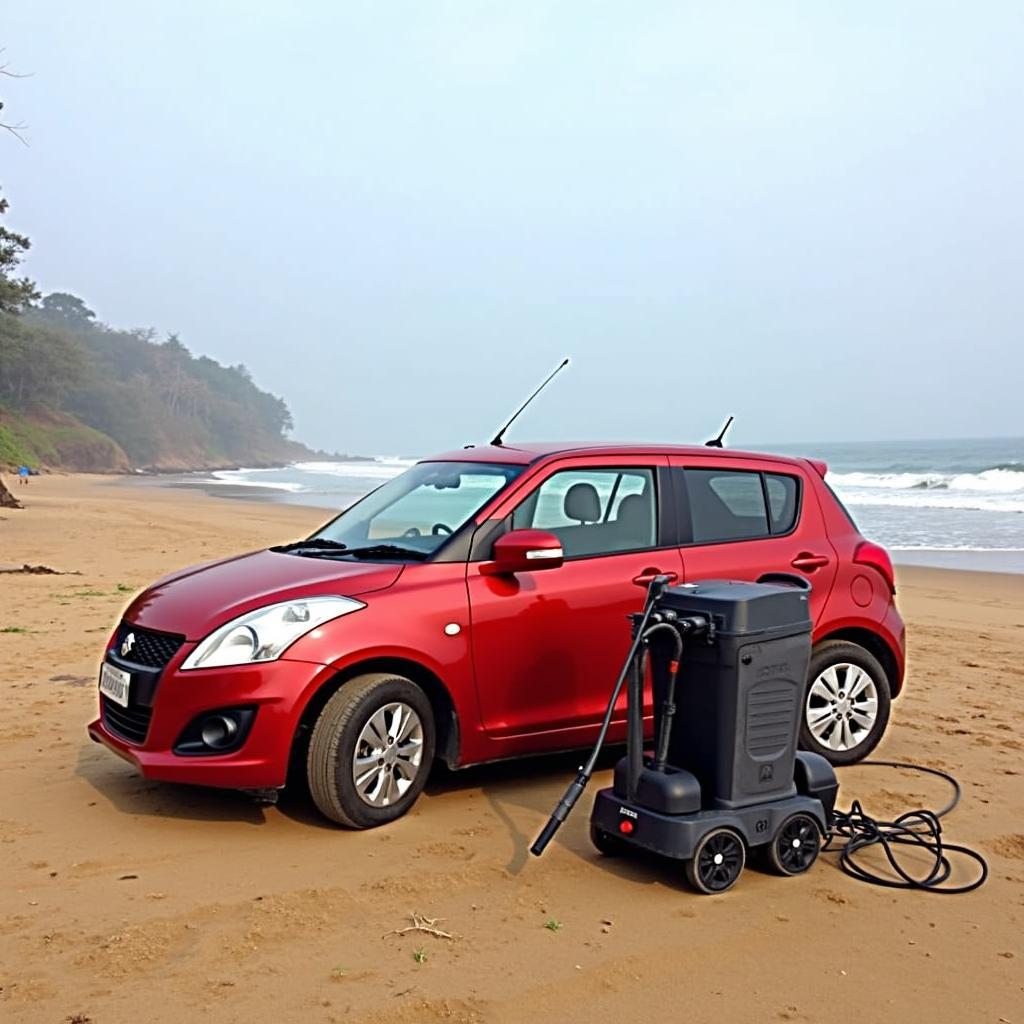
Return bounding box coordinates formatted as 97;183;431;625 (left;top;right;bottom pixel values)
0;188;39;313
0;312;85;405
38;292;96;331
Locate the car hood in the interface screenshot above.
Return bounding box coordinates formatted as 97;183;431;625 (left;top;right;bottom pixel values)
123;549;404;640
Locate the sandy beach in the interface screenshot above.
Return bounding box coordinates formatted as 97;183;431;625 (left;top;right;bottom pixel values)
1;474;1021;1024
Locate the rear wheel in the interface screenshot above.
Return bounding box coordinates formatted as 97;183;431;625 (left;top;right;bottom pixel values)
685;828;746;894
800;640;891;766
306;673;435;828
768;812;821;876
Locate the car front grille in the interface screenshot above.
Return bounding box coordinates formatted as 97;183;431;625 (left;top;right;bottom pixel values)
101;696;153;745
115;624;184;670
101;623;184;745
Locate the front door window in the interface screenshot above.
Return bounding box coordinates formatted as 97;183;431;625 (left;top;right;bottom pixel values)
512;467;656;557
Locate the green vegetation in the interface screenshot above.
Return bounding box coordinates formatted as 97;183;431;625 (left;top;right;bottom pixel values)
0;625;30;633
0;186;310;472
412;947;428;963
544;919;563;932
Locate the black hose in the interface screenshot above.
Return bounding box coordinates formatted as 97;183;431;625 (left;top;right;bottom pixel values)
826;760;988;894
642;622;683;772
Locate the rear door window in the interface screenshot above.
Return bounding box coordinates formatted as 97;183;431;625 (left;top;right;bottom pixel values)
685;469;769;542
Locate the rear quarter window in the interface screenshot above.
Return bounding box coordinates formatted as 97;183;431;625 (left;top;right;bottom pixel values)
765;473;800;534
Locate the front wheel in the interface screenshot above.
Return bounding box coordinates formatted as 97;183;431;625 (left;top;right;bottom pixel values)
306;673;435;828
800;641;891;766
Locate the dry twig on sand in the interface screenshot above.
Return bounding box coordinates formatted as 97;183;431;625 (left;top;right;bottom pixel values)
383;912;457;941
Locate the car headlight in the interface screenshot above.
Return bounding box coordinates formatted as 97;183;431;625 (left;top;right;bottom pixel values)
181;596;365;670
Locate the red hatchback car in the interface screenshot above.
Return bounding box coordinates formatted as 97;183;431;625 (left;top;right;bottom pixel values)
90;443;905;828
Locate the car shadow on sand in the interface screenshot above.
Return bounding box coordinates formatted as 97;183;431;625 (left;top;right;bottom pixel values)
75;738;713;888
73;737;335;828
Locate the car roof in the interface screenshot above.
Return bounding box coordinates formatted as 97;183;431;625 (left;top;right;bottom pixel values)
426;441;813;468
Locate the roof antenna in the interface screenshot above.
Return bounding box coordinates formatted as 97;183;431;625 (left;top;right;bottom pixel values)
704;415;734;448
490;358;570;446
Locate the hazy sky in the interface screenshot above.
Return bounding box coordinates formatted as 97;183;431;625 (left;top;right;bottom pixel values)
4;3;1022;455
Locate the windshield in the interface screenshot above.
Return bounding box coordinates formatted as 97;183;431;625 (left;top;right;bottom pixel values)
293;461;523;559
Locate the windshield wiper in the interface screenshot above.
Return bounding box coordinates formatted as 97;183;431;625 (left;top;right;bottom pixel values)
271;538;349;553
340;544;428;561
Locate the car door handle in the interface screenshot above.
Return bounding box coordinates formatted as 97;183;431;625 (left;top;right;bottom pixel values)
632;568;679;587
791;552;830;572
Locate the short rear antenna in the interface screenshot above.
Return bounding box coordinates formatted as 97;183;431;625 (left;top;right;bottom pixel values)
704;415;734;448
490;358;570;446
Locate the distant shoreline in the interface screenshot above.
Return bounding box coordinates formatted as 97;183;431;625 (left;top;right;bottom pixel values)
122;471;339;509
123;470;1024;576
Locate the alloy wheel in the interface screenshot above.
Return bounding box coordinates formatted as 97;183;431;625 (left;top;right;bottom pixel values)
806;662;879;753
352;702;424;807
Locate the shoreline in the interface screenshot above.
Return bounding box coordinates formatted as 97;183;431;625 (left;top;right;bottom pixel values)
118;471;1024;575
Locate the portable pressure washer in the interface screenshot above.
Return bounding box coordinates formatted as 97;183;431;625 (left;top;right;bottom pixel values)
531;573;840;893
504;363;987;895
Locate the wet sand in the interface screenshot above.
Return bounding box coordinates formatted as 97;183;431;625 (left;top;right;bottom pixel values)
1;474;1021;1023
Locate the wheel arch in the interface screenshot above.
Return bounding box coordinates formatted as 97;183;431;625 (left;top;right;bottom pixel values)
291;657;460;773
813;627;902;696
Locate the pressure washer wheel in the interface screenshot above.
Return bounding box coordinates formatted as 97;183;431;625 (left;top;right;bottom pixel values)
768;812;822;876
685;828;746;894
590;823;628;857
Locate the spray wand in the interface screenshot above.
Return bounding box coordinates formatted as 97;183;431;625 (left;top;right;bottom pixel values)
529;575;673;856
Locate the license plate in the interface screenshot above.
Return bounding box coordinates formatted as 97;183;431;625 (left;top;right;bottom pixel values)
99;662;132;708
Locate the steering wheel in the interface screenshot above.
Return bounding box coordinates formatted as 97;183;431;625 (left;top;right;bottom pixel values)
432;522;453;537
402;526;422;538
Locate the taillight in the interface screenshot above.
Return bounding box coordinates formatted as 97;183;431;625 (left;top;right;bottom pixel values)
854;540;896;594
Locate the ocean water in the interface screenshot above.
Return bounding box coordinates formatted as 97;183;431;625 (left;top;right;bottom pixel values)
198;437;1024;573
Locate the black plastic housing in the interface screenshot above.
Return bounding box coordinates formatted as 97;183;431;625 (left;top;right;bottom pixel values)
652;579;813;810
592;787;829;859
793;750;839;825
613;758;701;814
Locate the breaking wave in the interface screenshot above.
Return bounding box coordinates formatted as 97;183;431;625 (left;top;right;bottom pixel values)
828;465;1024;513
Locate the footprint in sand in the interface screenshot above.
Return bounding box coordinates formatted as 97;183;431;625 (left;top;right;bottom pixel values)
987;834;1024;861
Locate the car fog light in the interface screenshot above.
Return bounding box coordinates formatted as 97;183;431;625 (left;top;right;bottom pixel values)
200;714;239;750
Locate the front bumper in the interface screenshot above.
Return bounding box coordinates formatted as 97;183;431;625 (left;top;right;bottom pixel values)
88;657;336;789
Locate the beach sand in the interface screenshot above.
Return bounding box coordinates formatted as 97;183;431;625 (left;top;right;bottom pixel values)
1;474;1021;1023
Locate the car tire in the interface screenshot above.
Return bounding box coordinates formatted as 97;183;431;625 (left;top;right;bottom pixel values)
800;640;891;766
307;672;435;829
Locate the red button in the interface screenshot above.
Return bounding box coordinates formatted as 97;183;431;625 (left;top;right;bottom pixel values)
619;819;634;835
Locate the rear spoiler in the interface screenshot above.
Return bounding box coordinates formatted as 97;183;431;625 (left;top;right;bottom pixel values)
806;459;828;478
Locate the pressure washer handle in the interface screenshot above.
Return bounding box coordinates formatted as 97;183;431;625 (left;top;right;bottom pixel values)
530;771;588;856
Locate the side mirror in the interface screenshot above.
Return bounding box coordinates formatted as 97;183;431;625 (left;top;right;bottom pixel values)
480;529;564;576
